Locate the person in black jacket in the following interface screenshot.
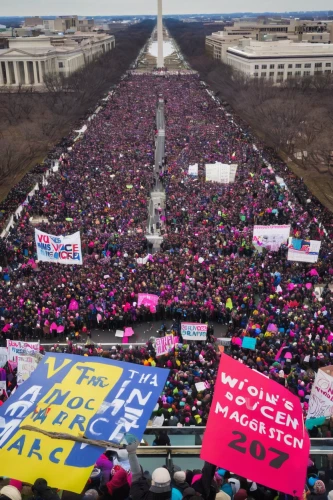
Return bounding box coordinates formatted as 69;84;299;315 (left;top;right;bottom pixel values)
31;479;60;500
127;440;171;500
127;441;216;500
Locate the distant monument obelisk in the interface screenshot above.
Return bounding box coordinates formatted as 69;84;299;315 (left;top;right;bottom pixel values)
157;0;164;68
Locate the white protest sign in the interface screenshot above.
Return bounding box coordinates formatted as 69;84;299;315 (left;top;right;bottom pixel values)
17;355;38;385
35;228;83;265
205;163;238;184
7;340;40;361
0;381;6;392
188;164;198;176
307;366;333;419
152;414;165;427
0;347;8;368
115;330;124;338
181;323;207;341
253;225;290;252
195;382;206;392
287;237;321;263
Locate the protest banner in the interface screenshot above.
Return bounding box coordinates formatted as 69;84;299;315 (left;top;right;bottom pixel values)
155;335;174;357
252;225;290;252
35;228;83;265
7;340;40;361
205;163;238;184
287;237;321;263
307;366;333;419
181;322;207;341
217;338;232;346
188;164;198;176
195;382;206;392
17;355;38;385
0;353;168;493
201;354;309;497
242;337;256;350
0;347;7;368
136;254;152;265
137;293;159;308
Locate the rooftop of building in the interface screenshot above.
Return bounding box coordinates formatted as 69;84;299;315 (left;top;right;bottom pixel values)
228;39;333;57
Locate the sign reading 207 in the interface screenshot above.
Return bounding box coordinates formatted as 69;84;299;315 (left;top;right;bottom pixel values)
201;354;309;498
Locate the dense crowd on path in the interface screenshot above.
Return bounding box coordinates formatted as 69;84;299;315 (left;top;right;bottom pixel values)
1;73;333;425
1;71;333;499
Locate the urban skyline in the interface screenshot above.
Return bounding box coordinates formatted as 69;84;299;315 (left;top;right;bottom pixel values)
1;0;333;16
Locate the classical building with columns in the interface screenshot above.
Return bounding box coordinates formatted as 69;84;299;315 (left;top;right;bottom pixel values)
0;33;115;87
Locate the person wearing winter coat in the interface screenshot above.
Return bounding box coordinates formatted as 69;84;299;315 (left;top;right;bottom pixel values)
309;481;328;500
171;472;189;500
127;440;172;500
31;479;60;500
95;451;113;486
99;467;130;500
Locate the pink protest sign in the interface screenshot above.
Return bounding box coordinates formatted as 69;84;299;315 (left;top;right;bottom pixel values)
124;327;134;337
138;293;159;307
201;354;309;497
155;335;176;357
274;342;286;361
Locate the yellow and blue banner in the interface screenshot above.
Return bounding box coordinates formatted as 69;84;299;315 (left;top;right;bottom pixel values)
0;353;168;493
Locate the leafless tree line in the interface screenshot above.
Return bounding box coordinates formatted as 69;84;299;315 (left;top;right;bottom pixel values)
166;19;333;177
0;21;154;187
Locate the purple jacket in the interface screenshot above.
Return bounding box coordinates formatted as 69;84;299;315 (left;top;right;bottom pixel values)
96;454;113;485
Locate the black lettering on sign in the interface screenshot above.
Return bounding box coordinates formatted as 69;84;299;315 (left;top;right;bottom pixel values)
268;447;289;469
228;433;290;469
228;431;246;454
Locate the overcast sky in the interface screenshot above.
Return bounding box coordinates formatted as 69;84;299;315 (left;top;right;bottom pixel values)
2;0;332;16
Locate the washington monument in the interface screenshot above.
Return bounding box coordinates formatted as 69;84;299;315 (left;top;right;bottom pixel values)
157;0;164;68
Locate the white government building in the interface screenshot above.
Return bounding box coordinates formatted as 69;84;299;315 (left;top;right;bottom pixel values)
0;33;115;87
206;18;333;81
226;39;333;82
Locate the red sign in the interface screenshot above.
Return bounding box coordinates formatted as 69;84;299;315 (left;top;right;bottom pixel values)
201;354;309;497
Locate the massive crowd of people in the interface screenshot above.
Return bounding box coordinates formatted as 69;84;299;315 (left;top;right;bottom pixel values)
0;70;333;497
0;73;333;409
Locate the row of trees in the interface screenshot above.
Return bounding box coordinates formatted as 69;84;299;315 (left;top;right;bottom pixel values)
165;19;333;178
0;21;154;187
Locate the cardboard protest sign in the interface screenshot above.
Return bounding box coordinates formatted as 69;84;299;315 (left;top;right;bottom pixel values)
242;337;256;350
17;355;38;385
252;225;290;252
35;228;82;265
287;237;321;263
0;353;168;493
181;322;207;341
7;340;40;361
307;366;333;419
201;354;309;497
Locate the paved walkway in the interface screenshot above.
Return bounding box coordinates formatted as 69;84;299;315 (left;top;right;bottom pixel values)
40;320;228;346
